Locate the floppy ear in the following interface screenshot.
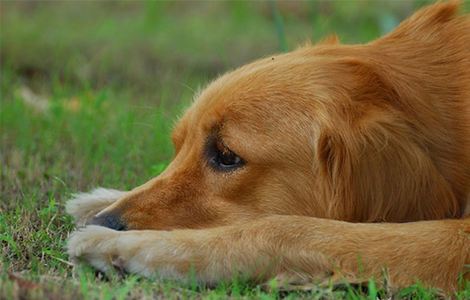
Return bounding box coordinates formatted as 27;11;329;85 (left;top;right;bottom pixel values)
381;0;460;40
316;61;460;222
318;113;459;222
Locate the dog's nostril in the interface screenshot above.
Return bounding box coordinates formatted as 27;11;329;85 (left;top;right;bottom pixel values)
88;213;127;231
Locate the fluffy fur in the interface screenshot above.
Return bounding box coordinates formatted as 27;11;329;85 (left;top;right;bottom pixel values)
66;188;126;227
67;2;470;294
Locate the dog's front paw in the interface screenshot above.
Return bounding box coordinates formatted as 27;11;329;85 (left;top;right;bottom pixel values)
66;188;126;226
67;226;189;279
68;225;121;272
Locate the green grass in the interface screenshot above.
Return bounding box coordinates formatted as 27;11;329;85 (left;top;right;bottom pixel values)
1;1;469;299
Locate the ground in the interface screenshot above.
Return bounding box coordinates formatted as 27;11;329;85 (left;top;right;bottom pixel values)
1;1;469;299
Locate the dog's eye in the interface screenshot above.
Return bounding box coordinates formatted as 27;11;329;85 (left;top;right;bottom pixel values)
208;140;244;171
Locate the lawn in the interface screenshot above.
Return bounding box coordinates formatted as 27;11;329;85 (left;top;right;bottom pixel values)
1;1;469;299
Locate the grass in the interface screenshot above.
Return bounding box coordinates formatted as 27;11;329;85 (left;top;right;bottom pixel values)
1;1;469;299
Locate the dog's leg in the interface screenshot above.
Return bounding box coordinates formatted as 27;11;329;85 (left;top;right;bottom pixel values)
67;216;470;293
66;188;127;226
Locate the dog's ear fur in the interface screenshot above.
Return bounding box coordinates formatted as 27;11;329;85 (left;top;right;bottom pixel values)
316;58;460;222
315;1;467;222
317;107;460;222
382;0;461;40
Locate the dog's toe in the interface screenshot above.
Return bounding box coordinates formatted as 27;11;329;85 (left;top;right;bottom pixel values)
67;225;119;272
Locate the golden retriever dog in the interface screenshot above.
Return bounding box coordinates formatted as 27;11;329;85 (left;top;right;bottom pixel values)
67;1;470;294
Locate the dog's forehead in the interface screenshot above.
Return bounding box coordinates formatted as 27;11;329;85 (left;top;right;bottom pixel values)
175;47;355;140
185;53;327;127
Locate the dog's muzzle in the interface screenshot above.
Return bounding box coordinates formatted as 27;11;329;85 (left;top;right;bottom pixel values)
87;212;127;231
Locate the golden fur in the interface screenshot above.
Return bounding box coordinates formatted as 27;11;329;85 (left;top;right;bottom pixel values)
67;2;470;294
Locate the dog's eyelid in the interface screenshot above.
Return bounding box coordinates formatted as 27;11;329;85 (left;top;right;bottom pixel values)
205;133;245;172
216;128;236;151
217;138;231;152
217;137;242;158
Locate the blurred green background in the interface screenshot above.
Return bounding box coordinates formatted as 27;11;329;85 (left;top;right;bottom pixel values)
2;1;469;299
2;0;441;201
2;0;434;97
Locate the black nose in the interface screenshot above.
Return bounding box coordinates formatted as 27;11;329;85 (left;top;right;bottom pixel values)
87;213;127;231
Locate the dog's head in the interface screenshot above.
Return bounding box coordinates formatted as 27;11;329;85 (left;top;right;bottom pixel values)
90;2;466;230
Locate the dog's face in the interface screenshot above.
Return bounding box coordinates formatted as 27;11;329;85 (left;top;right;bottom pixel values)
93;47;359;230
90;6;467;230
